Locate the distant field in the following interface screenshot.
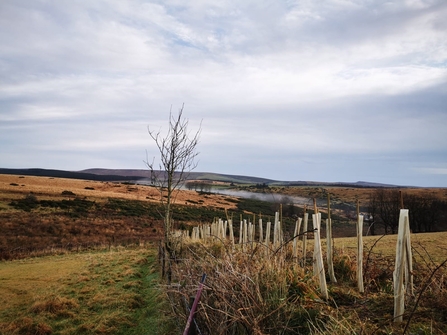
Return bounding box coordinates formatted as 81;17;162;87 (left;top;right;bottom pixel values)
331;231;447;264
266;185;447;208
0;174;239;209
0;174;245;258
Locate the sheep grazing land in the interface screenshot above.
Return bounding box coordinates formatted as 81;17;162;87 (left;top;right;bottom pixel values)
1;173;447;334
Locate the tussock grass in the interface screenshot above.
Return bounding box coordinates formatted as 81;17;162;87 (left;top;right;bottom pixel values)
30;296;80;316
0;246;172;335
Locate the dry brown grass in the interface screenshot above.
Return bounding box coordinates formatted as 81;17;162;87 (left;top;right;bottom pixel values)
333;232;447;263
0;174;241;260
0;174;239;209
168;242;322;334
30;296;80;316
165;233;447;335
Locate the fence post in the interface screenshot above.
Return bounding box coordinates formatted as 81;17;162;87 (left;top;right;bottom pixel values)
251;222;255;249
243;219;248;250
273;212;279;249
228;219;234;247
405;214;414;296
248;221;252;242
357;214;364;293
293;218;302;259
265;221;271;255
393;209;410;323
327;193;337;283
239;220;243;245
302;210;308;267
312;213;328;300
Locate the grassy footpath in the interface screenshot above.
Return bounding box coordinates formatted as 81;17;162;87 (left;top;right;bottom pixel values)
0;246;171;335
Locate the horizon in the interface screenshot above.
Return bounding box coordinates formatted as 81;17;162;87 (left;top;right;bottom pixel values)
0;166;426;188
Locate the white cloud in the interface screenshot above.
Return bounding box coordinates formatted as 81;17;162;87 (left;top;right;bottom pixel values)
1;0;446;186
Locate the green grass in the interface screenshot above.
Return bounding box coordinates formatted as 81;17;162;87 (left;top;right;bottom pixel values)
0;246;171;334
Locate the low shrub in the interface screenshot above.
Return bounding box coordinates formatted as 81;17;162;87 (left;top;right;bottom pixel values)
9;193;39;211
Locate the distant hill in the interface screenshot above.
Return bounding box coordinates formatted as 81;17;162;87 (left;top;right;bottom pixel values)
82;169;399;187
81;169;277;184
81;168;150;178
0;168;399;187
0;168;141;182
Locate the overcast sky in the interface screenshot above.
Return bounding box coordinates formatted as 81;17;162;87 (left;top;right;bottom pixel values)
1;0;446;187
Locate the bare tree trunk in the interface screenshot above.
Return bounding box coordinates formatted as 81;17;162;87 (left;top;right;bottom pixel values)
146;104;201;283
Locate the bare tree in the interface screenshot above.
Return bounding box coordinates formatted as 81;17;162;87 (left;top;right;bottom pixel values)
145;104;201;282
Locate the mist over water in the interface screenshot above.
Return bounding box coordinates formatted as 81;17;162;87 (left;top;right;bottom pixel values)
138;178;319;207
211;188;314;206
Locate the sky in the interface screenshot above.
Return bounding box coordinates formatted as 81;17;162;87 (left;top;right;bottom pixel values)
1;0;447;187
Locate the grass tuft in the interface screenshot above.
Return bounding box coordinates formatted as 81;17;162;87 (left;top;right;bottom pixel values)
1;317;53;335
30;296;79;317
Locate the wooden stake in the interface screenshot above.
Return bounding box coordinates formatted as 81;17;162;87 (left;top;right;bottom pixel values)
394;209;410;323
356;199;360;236
357;214;364;293
327;193;336;283
405;215;414;296
228;219;234;246
293;218;302;259
239;220;243;245
265;221;271;256
302;206;308;267
313;213;328;300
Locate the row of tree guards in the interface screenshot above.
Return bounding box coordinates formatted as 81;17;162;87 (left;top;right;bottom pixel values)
175;194;414;323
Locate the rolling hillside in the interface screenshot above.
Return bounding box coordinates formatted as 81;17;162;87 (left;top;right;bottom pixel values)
0;168;399;187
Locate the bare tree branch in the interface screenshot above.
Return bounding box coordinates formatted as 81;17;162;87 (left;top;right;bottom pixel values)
145;104;201;282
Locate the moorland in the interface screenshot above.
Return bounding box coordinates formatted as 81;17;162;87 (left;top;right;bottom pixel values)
1;171;447;334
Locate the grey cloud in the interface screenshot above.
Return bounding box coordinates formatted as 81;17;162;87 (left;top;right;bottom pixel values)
0;0;446;186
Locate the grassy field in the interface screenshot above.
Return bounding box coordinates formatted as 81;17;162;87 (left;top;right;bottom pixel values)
332;231;447;263
0;246;171;335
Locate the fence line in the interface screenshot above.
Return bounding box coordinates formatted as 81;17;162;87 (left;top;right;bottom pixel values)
176;207;415;314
